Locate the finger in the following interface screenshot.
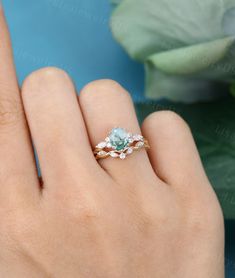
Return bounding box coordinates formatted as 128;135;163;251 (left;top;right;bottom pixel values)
0;6;39;203
22;67;101;194
79;79;158;185
141;111;211;194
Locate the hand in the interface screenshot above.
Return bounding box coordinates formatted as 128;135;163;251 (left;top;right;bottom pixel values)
0;7;224;278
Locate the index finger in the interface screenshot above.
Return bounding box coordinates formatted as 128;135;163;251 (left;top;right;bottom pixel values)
0;5;39;204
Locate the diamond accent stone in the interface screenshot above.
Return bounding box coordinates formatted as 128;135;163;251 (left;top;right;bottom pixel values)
135;141;144;148
133;134;143;141
110;152;119;158
98;151;107;156
127;147;133;154
119;153;126;160
106;142;112;148
97;141;107;149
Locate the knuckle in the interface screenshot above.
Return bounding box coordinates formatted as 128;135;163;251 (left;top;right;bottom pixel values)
139;196;183;231
0;209;34;246
77;205;101;224
22;67;72;97
55;190;102;225
79;79;131;103
142;110;190;133
154;208;170;225
185;193;224;234
23;67;70;84
187;211;216;236
141;209;161;228
134;200;168;232
150;203;176;227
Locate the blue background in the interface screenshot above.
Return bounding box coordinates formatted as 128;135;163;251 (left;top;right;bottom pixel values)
2;0;145;102
2;0;235;277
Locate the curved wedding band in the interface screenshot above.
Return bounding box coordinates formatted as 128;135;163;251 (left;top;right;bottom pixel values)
93;127;150;160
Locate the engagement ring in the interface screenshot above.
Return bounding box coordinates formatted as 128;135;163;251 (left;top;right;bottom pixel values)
93;127;150;160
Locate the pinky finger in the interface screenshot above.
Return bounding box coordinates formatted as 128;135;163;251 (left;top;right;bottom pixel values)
142;111;211;194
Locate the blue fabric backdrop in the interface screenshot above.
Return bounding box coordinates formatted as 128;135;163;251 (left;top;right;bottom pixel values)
2;0;145;101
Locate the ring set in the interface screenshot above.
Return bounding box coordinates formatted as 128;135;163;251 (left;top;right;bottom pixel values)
93;127;150;160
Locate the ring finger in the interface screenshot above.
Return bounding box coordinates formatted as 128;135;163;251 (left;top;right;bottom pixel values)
79;79;158;185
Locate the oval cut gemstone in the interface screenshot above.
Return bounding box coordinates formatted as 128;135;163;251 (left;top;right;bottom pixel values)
109;128;129;151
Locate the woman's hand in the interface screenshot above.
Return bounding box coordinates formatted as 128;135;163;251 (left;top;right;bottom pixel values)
0;7;224;278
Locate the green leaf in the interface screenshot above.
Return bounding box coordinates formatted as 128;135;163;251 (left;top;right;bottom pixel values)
148;37;234;75
144;67;228;102
135;96;235;219
230;83;235;97
111;0;226;61
145;37;235;101
111;0;235;102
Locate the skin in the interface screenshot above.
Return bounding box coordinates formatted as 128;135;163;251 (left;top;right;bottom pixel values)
0;6;224;278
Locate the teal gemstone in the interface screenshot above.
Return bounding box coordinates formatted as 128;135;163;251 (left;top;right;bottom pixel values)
109;128;129;151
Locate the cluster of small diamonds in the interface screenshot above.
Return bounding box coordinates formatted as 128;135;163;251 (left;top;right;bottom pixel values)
95;132;145;160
